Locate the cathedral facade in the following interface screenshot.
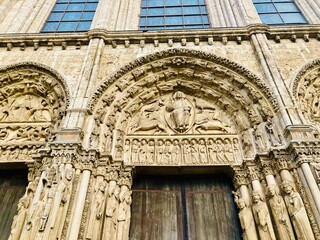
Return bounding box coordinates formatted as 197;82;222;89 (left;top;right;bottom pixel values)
0;0;320;239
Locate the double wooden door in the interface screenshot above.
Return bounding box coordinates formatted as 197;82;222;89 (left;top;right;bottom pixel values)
0;169;28;240
130;174;241;240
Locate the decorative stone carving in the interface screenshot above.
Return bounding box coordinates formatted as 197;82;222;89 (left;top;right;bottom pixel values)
234;194;259;240
9;182;36;240
123;136;241;166
117;187;132;240
241;131;255;159
267;185;295;240
165;91;194;133
0;65;68;163
265;118;282;147
86;180;107;239
251;191;276;240
128;91;236;135
103;181;121;240
282;180;315;240
130;99;167;134
310;161;320;188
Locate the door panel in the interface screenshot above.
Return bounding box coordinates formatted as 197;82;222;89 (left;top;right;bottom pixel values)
0;169;28;240
130;174;241;240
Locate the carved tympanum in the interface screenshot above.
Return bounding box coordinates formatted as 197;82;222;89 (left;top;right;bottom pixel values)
128;91;235;135
0;65;68;162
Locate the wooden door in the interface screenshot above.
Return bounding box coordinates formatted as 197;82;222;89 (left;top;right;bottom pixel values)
0;169;28;240
130;174;241;240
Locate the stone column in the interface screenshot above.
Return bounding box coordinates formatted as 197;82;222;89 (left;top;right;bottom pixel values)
233;168;251;206
67;151;96;240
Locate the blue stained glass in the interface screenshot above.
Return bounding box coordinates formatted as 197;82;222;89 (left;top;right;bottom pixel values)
77;21;92;31
274;3;299;12
85;3;98;10
139;0;210;30
166;0;181;6
148;8;165;15
141;0;147;7
202;16;209;24
166;16;183;25
182;0;198;5
48;12;64;21
43;0;98;32
42;22;59;32
53;4;67;11
67;3;85;11
141;8;147;16
281;13;307;23
184;6;200;14
260;13;283;24
57;21;78;31
253;0;272;2
140;17;146;26
185;15;202;24
255;3;276;13
148;0;164;7
81;11;95;20
147;17;165;25
200;6;207;14
166;7;182;15
254;0;308;25
63;12;82;21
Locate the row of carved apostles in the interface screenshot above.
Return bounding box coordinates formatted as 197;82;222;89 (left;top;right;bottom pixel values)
9;155;133;240
123;137;241;165
233;158;319;240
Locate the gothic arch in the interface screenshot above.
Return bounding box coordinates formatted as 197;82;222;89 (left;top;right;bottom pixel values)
89;49;283;166
0;62;70;162
292;58;320;127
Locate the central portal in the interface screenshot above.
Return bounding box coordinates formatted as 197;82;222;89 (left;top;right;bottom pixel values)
129;173;241;240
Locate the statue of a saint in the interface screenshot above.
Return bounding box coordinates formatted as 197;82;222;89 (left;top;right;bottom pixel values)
251;191;276;240
267;185;295;240
234;195;258;240
282;180;315;240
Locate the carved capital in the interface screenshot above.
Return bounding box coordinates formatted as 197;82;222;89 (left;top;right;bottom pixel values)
118;169;133;188
260;160;274;176
233;169;249;188
247;165;261;182
106;166;120;181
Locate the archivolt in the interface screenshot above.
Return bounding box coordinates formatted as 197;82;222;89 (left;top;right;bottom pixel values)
0;61;70;105
89;48;278;112
291;58;320;125
88;49;280;156
0;62;70;162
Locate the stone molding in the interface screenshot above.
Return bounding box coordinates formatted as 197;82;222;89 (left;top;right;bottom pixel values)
0;24;319;50
88;48;279;112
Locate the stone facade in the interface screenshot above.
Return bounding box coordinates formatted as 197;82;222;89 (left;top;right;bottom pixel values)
1;0;320;239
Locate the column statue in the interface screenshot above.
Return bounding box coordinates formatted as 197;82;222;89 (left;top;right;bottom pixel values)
282;180;315;240
267;185;295;240
251;191;276;240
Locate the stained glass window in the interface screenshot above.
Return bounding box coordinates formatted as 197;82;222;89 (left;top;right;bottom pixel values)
42;0;98;32
253;0;307;25
140;0;210;30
